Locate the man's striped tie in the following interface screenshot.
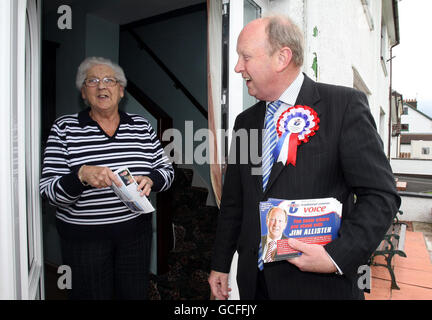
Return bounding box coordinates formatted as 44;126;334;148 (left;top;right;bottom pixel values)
262;100;281;191
258;100;281;271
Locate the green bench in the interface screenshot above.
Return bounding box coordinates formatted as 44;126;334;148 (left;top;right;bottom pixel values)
369;210;407;290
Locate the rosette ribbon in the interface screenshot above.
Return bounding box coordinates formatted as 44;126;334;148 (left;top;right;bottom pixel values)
274;105;320;166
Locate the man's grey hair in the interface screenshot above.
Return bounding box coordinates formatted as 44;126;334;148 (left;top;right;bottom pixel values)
266;206;288;222
264;14;304;67
75;56;127;90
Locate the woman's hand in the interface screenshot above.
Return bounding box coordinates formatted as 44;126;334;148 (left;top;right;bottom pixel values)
134;176;154;197
78;165;121;188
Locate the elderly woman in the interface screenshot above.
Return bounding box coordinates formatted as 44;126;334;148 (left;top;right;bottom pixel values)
40;57;174;299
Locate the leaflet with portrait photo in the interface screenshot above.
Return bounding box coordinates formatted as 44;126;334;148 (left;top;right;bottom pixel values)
111;167;155;214
259;197;342;262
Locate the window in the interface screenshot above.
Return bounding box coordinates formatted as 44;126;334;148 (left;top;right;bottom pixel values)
352;67;371;98
401;124;409;131
422;147;430;155
361;0;374;31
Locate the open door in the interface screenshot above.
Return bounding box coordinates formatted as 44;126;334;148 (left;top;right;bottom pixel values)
0;0;43;300
23;0;44;300
221;0;270;300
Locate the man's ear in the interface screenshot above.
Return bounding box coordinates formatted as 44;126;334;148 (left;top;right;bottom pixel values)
276;47;293;72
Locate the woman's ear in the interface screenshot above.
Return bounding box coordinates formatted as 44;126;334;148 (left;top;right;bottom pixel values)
81;87;87;100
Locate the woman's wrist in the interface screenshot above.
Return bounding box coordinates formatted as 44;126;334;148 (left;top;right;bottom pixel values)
78;165;89;186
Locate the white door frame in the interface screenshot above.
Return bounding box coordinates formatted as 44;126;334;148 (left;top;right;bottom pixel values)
224;0;270;300
0;0;18;299
227;0;270;136
0;0;43;300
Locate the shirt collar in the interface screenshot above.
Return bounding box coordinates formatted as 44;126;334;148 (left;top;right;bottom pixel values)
266;235;283;243
78;107;135;127
276;71;304;106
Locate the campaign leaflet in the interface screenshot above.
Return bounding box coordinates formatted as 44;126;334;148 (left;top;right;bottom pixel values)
259;197;342;262
111;167;155;214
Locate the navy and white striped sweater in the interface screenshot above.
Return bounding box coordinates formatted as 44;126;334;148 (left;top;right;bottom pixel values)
40;108;174;238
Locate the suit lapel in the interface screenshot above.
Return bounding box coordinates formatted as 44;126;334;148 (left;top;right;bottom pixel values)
263;74;322;196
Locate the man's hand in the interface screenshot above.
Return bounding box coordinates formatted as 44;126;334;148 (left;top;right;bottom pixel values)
208;270;231;300
286;238;337;273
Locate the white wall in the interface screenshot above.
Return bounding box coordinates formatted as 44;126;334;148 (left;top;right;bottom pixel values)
391;158;432;176
391;135;399;158
229;0;393;154
303;0;391;153
411;140;432;160
399;194;432;223
401;105;432;134
400;143;410;154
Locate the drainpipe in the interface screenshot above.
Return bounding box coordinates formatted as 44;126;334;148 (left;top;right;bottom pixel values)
388;45;394;159
388;0;400;159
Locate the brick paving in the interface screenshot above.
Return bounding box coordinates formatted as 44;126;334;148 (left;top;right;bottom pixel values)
365;230;432;300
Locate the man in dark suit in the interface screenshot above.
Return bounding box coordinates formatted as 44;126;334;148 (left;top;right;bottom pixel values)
208;15;400;300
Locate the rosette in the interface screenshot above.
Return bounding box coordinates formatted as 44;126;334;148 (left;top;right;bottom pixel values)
274;105;320;166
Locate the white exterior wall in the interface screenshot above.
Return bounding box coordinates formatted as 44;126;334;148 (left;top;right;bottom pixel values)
302;0;391;154
391;158;432;176
399;105;432;158
269;0;304;30
400;143;410;154
391;135;399;158
399;195;432;223
411;140;432;160
401;105;432;134
228;0;394;155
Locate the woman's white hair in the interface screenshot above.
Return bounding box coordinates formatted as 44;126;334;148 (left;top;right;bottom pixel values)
75;56;127;90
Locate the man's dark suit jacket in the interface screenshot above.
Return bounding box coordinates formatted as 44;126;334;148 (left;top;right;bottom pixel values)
211;74;401;299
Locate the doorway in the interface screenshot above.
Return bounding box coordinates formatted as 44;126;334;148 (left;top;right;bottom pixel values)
41;0;210;299
0;0;44;300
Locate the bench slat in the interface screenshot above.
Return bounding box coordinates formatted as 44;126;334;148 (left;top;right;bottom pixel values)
398;224;407;252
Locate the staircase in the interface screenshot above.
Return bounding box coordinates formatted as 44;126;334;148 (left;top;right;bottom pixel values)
149;166;219;300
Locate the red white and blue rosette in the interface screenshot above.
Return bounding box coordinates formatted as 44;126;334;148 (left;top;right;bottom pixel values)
274;105;320;166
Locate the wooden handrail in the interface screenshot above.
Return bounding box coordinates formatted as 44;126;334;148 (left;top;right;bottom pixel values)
127;29;208;120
